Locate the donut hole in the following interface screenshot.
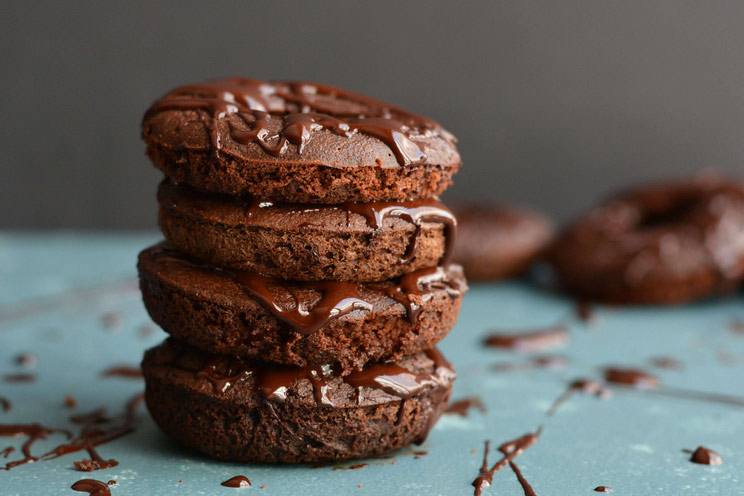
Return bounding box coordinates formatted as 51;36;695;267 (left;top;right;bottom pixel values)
638;195;700;229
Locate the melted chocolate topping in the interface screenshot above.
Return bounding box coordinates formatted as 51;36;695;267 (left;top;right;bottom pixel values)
445;396;486;416
144;78;452;166
603;368;659;389
233;271;373;335
101;366;143;379
594;486;613;493
483;326;569;352
192;347;453;406
71;479;111;496
689;446;723;465
373;266;462;323
338;198;457;265
508;461;536;496
221;475;252;488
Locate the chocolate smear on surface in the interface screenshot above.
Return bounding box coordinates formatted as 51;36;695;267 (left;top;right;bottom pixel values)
483;326;569;352
221;475;251;488
3;373;36;383
492;355;568;373
603;367;659;389
594;486;613;493
0;397;10;413
649;357;683;370
445;397;486;416
101;365;143;379
547;379;611;416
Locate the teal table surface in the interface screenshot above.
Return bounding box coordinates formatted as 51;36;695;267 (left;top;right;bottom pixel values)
1;233;743;495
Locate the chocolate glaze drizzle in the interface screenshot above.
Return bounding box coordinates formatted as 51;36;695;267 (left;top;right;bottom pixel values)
547;379;611;416
0;392;143;471
0;423;71;470
193;347;453;408
144;79;452;166
71;479;111;496
221;475;251;488
233;271;373;335
472;429;542;496
483;326;569;352
374;266;462;323
688;446;723;465
338;199;457;265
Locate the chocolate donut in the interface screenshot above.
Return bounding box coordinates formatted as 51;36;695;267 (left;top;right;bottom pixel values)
549;177;744;304
157;180;455;281
142;339;455;463
137;244;466;373
142;78;461;204
451;204;553;281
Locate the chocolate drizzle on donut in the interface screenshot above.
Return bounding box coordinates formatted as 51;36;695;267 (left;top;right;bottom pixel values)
233;271;373;335
144;78;452;166
337;199;457;265
186;344;454;407
373;266;463;323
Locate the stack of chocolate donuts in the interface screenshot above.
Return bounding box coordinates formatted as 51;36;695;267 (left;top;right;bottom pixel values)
137;79;467;463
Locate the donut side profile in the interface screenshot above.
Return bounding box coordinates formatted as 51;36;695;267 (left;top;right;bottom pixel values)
142;339;455;463
142;78;461;203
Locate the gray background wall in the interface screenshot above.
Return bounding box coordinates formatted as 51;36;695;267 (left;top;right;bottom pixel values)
1;0;743;229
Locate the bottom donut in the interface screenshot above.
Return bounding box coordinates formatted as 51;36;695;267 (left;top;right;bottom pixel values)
141;338;455;463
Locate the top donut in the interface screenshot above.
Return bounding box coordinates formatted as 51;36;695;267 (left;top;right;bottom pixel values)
142;78;461;203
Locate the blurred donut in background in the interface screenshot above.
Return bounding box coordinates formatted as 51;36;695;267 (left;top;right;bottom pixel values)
548;175;744;304
450;204;553;281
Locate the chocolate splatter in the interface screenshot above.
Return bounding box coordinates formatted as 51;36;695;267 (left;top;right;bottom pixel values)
594;486;613;493
0;424;71;470
483;326;569;352
71;479;111;496
688;446;723;465
445;397;486;417
492;355;568;373
603;367;659;389
101;366;143;379
221;475;251;488
649;357;683;370
0;397;10;413
547;379;611;416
